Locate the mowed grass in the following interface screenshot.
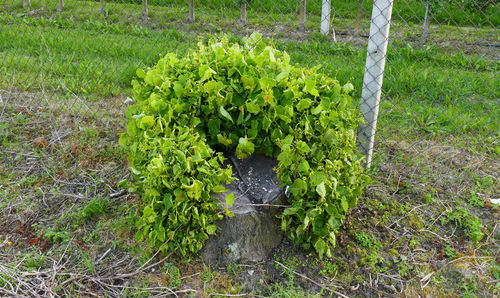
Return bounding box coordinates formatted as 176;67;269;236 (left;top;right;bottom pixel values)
6;0;499;42
0;14;193;96
0;1;498;150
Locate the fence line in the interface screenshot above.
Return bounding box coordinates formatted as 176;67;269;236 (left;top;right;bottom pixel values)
0;0;498;162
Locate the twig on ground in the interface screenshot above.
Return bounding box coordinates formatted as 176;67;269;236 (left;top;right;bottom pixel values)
208;293;248;297
419;229;451;243
386;204;423;230
48;192;87;200
109;189;127;198
96;248;112;264
180;272;201;280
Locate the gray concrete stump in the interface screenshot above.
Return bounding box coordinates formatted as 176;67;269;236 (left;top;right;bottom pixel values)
201;155;284;266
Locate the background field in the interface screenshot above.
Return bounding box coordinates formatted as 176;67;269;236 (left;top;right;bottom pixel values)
0;0;498;296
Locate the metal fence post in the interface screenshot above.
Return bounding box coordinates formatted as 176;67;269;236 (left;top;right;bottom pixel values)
357;0;394;168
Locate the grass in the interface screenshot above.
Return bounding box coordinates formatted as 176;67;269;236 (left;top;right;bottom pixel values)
0;13;192;97
1;7;498;142
0;91;498;296
0;1;499;297
40;0;500;27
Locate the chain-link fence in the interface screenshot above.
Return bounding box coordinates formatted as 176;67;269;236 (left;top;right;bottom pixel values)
2;0;497;183
0;0;498;295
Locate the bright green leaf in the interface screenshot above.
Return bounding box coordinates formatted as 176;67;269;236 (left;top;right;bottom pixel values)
314;238;327;258
141;115;155;127
296;98;312;111
246;101;261;114
206;225;217;235
225;193;235;206
136;68;146;79
304;79;320;97
316;182;326;197
235;137;255;159
290;179;307;197
219;106;233;123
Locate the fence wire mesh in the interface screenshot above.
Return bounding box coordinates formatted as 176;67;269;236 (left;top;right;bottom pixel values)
0;0;498;296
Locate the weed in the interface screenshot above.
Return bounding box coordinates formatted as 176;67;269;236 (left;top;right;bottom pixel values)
80;127;99;143
395;256;413;279
163;262;181;288
471;173;494;192
467;191;484;208
0;190;14;211
444;245;457;260
409;238;419;249
19;175;38;188
78;197;110;222
43;228;70;243
424;192;436;204
270;280;318;297
201;268;241;296
354;231;379;248
83;230;100;243
460;277;479;298
319;261;338;278
23;252;47;270
201;264;215;283
360;250;387;273
227;263;242;276
80;253;96;274
444;207;484;242
491;263;500;280
398;202;412;215
274;254;300;272
0;272;14;289
492;282;500;295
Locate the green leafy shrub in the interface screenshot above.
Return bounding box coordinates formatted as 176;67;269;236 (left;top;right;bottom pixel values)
119;33;369;258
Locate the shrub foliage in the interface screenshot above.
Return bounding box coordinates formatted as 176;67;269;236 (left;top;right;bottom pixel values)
120;33;369;258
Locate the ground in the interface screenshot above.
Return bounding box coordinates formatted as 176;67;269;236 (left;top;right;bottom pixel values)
0;0;499;296
0;90;498;296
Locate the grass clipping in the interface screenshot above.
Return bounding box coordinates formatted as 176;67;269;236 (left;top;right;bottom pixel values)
119;33;369;258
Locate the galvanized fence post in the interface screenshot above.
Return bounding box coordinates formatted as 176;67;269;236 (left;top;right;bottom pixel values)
357;0;394;168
